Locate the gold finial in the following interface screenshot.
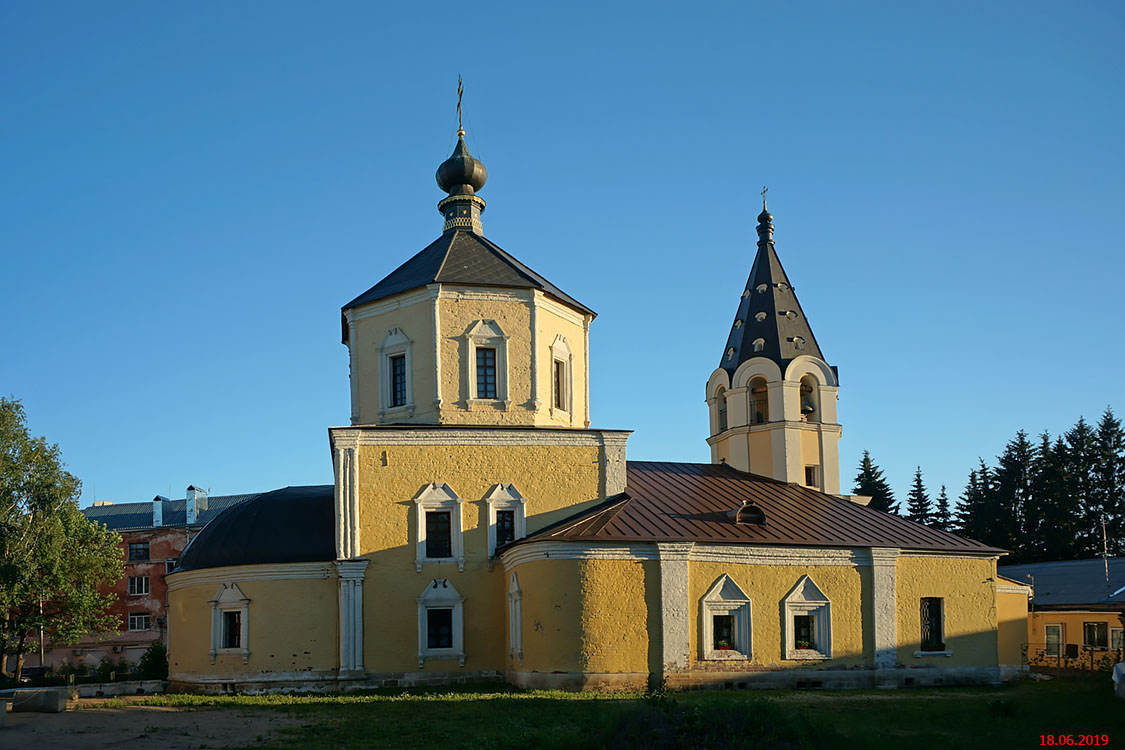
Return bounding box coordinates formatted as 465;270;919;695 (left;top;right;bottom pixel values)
456;76;464;136
761;185;768;209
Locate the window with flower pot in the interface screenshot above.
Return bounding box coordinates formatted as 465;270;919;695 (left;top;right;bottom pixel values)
783;575;831;660
700;574;752;660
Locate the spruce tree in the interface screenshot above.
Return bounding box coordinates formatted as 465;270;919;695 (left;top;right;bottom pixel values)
994;430;1036;561
852;450;898;514
906;467;932;525
934;485;951;532
1093;407;1125;556
1065;416;1099;555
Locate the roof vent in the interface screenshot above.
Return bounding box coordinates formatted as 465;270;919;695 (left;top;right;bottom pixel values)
732;502;766;525
91;500;114;507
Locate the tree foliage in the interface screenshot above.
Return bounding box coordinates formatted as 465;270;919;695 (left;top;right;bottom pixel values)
852;450;898;514
934;485;951;532
953;407;1124;563
905;467;932;525
0;397;123;677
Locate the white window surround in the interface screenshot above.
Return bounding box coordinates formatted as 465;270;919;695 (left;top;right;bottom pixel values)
379;327;414;418
484;483;528;558
549;334;573;417
417;578;465;668
700;574;752;660
128;612;150;631
1044;622;1063;657
128;576;150;596
209;582;250;665
1111;627;1123;651
463;319;510;409
508;572;523;664
783;575;831;660
414;483;465;573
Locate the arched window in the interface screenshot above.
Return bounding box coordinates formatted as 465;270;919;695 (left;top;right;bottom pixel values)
749;377;769;424
715;386;728;433
800;376;819;423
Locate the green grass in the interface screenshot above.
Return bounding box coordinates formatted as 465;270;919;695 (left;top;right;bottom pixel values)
92;676;1124;749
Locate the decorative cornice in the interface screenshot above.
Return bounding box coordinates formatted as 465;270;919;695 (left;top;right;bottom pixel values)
167;562;336;591
329;426;630;450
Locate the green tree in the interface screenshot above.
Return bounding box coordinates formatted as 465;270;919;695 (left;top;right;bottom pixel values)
1065;416;1100;555
934;485;951;532
905;467;932;525
852;450;898;514
1092;407;1125;556
993;430;1036;561
0;397;123;678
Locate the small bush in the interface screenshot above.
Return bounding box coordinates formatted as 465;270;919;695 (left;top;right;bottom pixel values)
136;641;169;680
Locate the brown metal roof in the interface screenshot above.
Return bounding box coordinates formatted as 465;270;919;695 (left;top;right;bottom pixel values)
515;462;1004;555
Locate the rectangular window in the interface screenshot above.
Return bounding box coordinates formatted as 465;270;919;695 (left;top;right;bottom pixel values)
496;510;516;547
1112;628;1123;652
476;347;497;399
427;608;453;649
794;614;815;650
222;611;242;649
553;359;566;410
713;614;734;650
165;558;177;574
426;511;452;559
1044;623;1062;657
128;612;150;631
390;354;407;407
1084;621;1108;649
804;466;818;488
127;576;150;596
920;597;944;650
128;543;149;561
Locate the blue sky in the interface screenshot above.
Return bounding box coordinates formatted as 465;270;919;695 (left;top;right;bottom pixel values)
2;2;1122;509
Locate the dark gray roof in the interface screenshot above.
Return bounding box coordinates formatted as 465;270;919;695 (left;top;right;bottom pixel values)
175;485;335;572
83;493;261;531
507;461;1004;555
341;230;594;341
999;558;1125;608
720;213;829;379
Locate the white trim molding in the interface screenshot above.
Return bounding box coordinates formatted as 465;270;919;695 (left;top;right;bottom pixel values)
657;542;692;674
417;578;465;668
414;483;465;572
549;334;573;419
870;547;898;675
329;426;632;449
167;562;335;591
334;447;361;560
783;575;831;660
336;560;369;674
508;572;523;664
484;483;528;558
378;327;414;420
700;574;752;661
462;319;510;410
209;583;250;665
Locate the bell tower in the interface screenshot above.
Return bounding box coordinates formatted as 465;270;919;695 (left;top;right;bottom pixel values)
705;199;842;493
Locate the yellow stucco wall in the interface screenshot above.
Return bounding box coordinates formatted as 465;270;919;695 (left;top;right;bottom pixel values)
688;561;870;667
747;431;772;477
168;574;338;677
351;296;437;425
895;556;998;666
997;590;1029;667
513;559;584;673
530;297;590;428
799;429;821;477
356;442;604;673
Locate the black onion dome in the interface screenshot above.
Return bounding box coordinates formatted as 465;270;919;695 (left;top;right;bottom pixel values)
436;132;487;194
757;207;773;224
175;485;335;572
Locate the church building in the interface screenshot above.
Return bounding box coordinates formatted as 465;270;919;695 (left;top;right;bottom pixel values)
165;122;1029;692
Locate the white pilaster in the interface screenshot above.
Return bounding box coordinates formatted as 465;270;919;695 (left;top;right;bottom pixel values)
430;286;443;412
529;292;540;408
348;318;359;425
583;316;591;428
657;542;693;676
333;447;360;559
336;560;369;674
870;548;899;686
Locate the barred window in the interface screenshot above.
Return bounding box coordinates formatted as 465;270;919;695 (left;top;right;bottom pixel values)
476;347;497;399
920;597;944;651
222;611;242;649
426;511;452;559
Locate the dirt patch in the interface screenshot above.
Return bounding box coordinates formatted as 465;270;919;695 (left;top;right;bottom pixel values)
1;701;302;749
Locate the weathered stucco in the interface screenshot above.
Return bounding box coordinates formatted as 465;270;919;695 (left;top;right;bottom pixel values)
894;556;998;666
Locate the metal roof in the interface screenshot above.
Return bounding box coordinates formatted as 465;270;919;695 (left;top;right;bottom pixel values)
719;211;829;380
341;230;595;341
999;557;1125;607
175;485;335;572
83;493;262;531
510;461;1004;555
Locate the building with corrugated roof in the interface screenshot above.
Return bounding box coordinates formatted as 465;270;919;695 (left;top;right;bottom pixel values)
164;121;1029;692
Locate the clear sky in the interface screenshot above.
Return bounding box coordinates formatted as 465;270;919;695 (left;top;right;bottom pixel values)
2;2;1122;509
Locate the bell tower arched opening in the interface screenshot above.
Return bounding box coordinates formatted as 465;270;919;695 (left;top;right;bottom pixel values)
800;375;819;423
749;377;769;424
